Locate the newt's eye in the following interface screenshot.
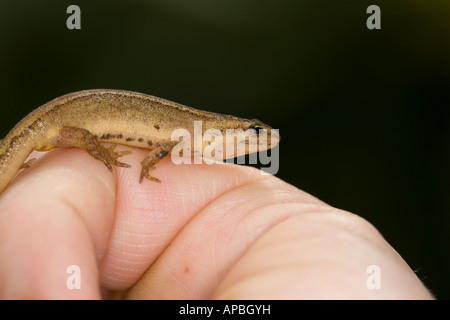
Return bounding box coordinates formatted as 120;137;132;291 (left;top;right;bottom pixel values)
249;124;263;134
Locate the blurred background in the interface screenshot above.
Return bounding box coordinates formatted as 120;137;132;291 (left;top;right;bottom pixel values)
0;0;448;298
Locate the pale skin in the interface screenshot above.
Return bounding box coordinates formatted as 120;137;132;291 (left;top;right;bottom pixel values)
0;147;433;299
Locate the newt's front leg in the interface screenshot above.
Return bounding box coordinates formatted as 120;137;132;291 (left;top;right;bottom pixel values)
51;126;176;183
53;126;131;171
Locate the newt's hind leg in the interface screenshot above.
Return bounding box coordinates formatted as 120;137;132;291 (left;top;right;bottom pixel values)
54;126;131;171
139;141;178;183
21;158;36;169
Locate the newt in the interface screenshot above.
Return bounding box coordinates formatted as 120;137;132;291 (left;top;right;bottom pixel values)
0;89;279;194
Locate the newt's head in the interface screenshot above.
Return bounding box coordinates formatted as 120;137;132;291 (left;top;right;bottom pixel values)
200;117;280;160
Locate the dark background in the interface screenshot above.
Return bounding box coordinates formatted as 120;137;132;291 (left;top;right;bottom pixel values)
0;1;448;298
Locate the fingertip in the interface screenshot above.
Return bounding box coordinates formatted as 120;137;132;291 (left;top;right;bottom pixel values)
0;148;119;299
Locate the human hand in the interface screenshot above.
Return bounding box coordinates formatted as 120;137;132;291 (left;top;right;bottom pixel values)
0;147;433;299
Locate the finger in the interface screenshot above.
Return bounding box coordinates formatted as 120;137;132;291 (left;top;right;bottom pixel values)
99;149;308;291
123;163;328;299
212;209;434;299
0;148;118;299
121;165;432;299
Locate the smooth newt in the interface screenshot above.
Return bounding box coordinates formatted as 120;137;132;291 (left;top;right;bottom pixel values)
0;89;279;194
